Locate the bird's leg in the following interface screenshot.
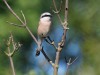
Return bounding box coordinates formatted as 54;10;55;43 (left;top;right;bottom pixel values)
45;36;53;44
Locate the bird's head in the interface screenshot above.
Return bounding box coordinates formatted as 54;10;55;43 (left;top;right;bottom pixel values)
40;12;52;21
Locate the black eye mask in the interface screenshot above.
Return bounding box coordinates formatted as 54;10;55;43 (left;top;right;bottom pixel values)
41;14;52;18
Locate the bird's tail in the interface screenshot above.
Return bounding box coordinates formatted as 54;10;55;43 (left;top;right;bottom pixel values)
36;37;42;56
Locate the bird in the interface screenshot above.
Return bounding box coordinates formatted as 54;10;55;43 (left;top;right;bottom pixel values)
36;12;52;56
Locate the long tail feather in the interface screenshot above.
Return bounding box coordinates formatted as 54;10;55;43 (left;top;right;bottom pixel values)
36;37;42;56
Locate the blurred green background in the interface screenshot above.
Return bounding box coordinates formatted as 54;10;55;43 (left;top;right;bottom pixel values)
0;0;100;75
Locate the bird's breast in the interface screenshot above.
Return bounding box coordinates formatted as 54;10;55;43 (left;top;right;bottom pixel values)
38;21;51;37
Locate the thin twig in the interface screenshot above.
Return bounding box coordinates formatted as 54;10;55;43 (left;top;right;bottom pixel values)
65;57;78;74
52;0;63;25
69;57;78;65
6;21;25;27
52;0;63;14
47;36;57;50
51;41;58;50
20;10;27;25
45;37;57;50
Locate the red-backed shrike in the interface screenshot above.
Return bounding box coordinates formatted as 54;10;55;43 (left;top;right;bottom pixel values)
36;12;52;56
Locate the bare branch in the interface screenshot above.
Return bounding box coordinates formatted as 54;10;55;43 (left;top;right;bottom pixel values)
3;0;39;45
6;21;25;27
59;0;69;48
20;10;27;25
52;0;63;25
8;47;16;75
52;0;63;14
5;33;22;57
65;57;78;66
4;34;22;75
45;36;57;50
52;0;69;75
65;57;78;74
59;0;63;12
51;41;58;50
69;57;78;65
